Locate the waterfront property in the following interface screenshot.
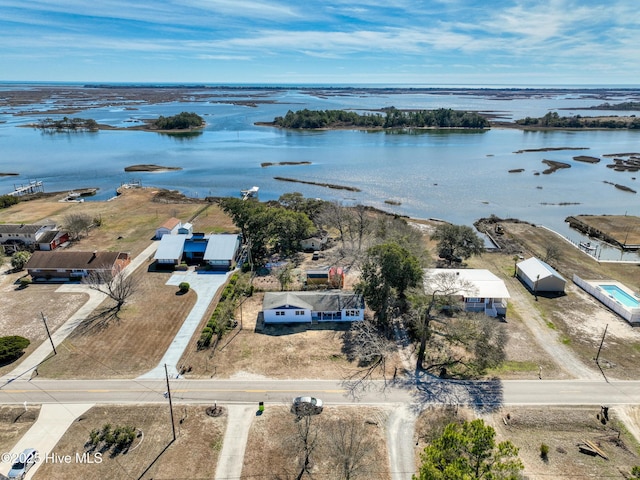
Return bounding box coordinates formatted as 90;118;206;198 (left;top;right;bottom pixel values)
26;251;131;281
573;275;640;324
425;268;510;318
516;257;566;293
154;233;241;270
262;291;364;324
0;223;58;249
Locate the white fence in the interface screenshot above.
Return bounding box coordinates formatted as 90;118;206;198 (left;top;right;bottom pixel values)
573;274;640;324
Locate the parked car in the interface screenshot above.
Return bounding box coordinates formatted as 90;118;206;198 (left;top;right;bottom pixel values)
291;396;323;415
311;251;320;260
7;448;38;479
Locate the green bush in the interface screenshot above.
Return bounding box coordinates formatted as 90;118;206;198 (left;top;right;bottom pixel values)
0;336;30;364
19;277;32;288
540;443;549;459
179;282;190;293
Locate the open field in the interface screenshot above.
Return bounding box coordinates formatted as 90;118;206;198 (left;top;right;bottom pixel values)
242;405;390;479
32;405;226;480
568;215;640;248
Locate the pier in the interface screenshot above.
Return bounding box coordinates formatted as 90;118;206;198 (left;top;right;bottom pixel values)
7;180;44;196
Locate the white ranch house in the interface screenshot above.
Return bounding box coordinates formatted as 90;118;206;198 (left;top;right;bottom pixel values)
425;268;510;318
263;291;364;324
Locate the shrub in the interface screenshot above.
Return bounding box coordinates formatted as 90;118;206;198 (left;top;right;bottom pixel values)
179;282;190;293
19;277;32;288
540;443;549;459
0;336;30;364
11;251;31;271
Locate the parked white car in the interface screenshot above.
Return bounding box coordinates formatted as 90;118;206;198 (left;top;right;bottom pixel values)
291;396;323;415
7;448;38;479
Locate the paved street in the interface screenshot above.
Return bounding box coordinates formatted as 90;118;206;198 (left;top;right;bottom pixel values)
1;377;639;407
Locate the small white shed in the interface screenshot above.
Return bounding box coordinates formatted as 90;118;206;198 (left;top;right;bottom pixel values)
516;257;566;293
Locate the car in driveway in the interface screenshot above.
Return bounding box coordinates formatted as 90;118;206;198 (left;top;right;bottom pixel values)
7;448;38;479
291;396;323;415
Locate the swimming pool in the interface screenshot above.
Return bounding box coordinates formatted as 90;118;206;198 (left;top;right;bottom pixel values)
599;284;640;308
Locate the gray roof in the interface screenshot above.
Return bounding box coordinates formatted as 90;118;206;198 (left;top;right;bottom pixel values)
517;257;566;282
204;234;240;261
0;223;52;235
263;291;364;312
154;234;187;260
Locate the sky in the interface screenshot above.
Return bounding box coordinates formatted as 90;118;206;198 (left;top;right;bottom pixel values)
1;0;639;85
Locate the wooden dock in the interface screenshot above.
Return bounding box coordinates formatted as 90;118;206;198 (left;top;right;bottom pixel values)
7;180;44;196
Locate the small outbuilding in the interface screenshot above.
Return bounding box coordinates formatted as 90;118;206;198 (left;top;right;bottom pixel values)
516;257;566;293
155;217;182;239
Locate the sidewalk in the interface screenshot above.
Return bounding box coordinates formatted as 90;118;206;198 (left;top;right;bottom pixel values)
138;269;231;379
2;243;158;383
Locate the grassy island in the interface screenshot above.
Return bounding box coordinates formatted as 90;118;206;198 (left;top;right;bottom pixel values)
516;112;640;129
152;111;204;130
32;117;99;132
264;107;489;130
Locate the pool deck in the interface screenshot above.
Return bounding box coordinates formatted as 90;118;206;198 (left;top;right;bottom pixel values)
574;275;640;324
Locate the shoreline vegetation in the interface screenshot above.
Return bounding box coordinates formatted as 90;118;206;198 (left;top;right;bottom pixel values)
25;111;204;133
261;161;311;168
273;176;361;192
124;164;182;172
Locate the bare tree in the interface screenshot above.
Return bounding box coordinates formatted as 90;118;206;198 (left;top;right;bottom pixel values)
341;319;396;398
64;213;93;240
408;271;476;372
83;265;135;316
294;413;320;480
543;243;560;266
326;417;376;480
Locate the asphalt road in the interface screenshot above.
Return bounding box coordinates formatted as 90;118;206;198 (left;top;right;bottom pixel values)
1;377;639;408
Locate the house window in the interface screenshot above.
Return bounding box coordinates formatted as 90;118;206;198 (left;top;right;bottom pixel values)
466;298;481;303
345;310;360;317
275;311;285;316
295;310;305;316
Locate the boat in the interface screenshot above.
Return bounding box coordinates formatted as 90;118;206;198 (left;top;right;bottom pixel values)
579;241;596;252
241;186;259;200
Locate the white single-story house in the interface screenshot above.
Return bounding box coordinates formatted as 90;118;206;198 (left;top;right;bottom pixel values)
300;236;327;252
155;217;182;239
263;291;364;324
425;268;510;318
516;257;566;293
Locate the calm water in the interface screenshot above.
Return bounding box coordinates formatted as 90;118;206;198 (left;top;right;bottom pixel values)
1;85;640;259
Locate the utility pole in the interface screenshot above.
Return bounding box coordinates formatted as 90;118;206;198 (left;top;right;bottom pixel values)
595;324;608;365
164;364;176;441
40;312;56;355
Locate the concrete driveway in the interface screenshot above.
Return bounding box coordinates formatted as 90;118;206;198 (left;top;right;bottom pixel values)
138;269;231;379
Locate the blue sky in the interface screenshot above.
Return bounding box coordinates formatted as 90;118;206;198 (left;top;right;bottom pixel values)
1;0;638;85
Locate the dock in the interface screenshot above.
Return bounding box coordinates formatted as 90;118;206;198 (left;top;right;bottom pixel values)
7;180;44;196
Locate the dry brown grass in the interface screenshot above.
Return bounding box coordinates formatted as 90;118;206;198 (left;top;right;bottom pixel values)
413;406;640;480
0;267;87;377
242;406;390;480
32;405;226;480
36;261;196;378
492;406;640;480
179;290;407;381
0;406;40;454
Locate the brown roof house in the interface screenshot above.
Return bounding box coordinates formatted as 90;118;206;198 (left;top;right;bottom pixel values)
26;251;131;281
155;217;182;239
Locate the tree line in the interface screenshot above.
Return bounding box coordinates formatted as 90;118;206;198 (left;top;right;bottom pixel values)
153;111;204;129
35;117;99;131
272;107;489;129
516;111;640;129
